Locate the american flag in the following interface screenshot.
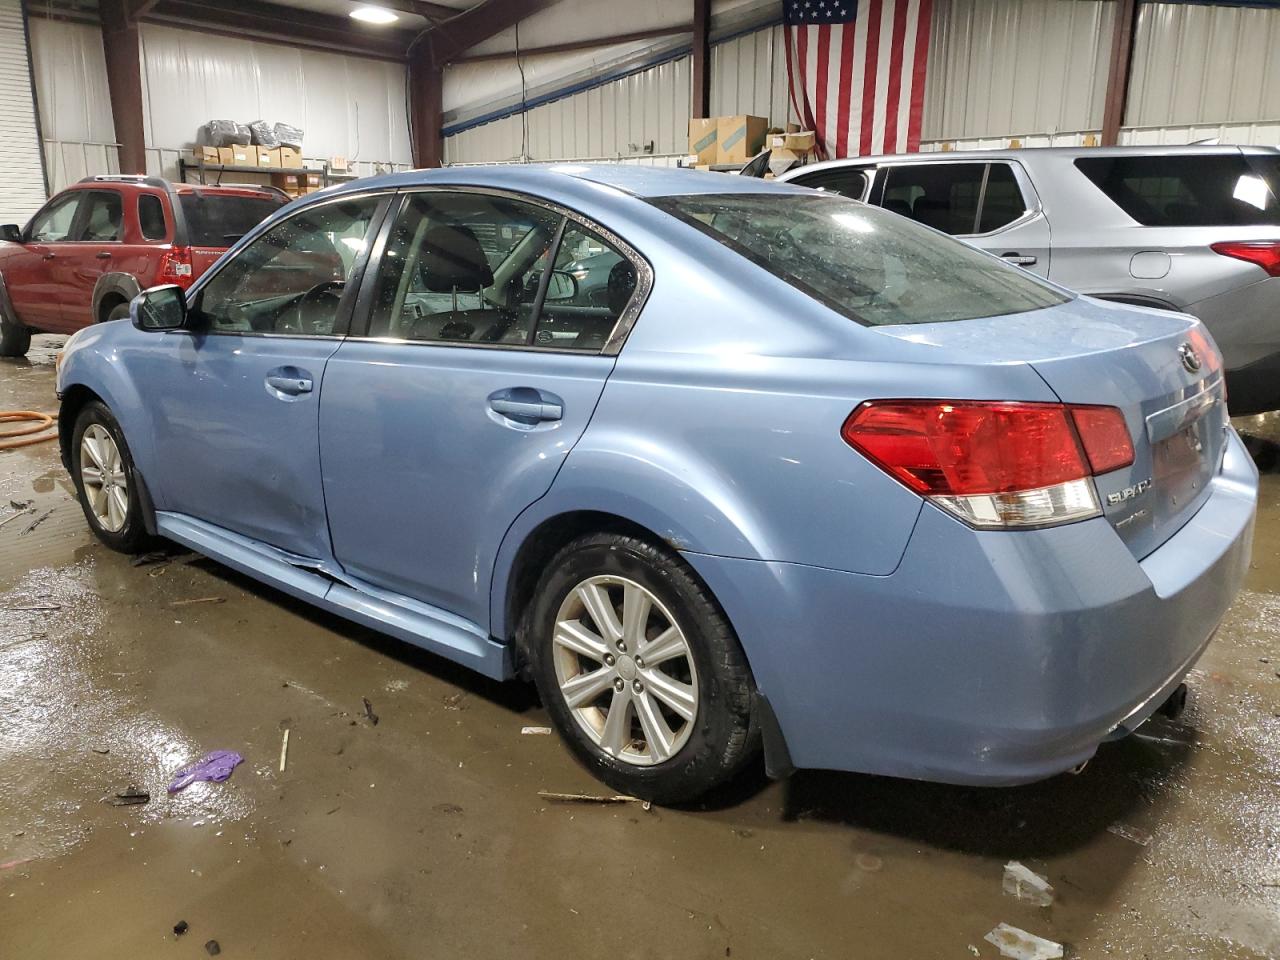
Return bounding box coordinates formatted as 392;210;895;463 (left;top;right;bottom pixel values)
783;0;933;160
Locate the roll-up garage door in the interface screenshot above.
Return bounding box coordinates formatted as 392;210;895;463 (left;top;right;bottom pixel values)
0;0;47;223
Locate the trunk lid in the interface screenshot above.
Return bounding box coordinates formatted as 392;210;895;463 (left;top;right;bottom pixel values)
873;296;1228;558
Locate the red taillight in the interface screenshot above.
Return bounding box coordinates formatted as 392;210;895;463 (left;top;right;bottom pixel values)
1210;240;1280;277
842;400;1133;529
158;245;195;289
1068;405;1134;474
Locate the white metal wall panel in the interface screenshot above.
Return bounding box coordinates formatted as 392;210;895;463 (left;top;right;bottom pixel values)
28;17;114;144
0;0;47;221
1128;1;1280;128
445;54;692;165
138;23;411;181
710;21;794;125
924;0;1115;142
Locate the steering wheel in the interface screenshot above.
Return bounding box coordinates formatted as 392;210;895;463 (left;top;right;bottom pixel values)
280;280;345;334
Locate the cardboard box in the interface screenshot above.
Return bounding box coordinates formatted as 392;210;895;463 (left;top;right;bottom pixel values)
688;118;718;166
194;146;220;163
254;149;277;168
277;146;302;168
330;155;348;172
216;145;249;166
716;115;767;164
769;131;816;152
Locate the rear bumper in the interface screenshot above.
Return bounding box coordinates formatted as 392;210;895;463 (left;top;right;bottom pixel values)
685;427;1257;785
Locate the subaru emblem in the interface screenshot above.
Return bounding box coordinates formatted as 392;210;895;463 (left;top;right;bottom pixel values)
1178;342;1202;374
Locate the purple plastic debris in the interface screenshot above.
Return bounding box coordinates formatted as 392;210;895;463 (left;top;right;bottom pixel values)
167;750;244;793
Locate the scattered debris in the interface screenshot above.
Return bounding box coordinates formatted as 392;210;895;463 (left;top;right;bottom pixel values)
968;947;981;958
1003;861;1055;906
362;697;379;726
854;853;883;873
91;746;110;755
2;603;61;612
279;729;290;773
984;923;1063;960
521;726;552;735
1107;823;1153;847
168;750;244;793
8;499;32;510
173;921;189;937
433;803;464;815
204;939;221;956
108;788;150;807
0;508;34;530
441;692;466;710
131;551;170;567
170;597;226;607
20;509;54;535
538;790;651;810
0;857;34;871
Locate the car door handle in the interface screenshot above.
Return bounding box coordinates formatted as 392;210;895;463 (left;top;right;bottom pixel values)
42;253;55;261
488;387;563;424
1000;252;1037;266
266;374;313;395
95;251;112;260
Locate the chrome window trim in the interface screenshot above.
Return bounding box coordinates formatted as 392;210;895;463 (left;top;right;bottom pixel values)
338;335;619;357
186;189;393;341
382;184;654;357
871;158;1045;239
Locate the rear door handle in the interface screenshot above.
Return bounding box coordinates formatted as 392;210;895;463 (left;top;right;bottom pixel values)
1000;252;1037;266
266;373;313;395
488;387;563;424
95;251;112;260
42;253;55;261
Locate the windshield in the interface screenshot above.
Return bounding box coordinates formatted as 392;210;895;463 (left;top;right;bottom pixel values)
650;193;1069;326
179;193;284;248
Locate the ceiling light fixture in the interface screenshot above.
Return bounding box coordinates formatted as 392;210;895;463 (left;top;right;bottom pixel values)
350;5;400;24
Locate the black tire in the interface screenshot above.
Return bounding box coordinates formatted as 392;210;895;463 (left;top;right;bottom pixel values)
527;532;759;804
0;310;31;358
70;401;154;553
106;302;131;323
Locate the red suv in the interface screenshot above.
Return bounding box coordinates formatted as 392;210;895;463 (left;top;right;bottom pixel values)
0;176;287;357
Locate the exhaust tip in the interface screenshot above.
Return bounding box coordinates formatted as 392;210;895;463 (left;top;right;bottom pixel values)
1157;683;1189;722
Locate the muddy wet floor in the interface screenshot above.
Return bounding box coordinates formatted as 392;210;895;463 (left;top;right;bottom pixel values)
2;335;1279;959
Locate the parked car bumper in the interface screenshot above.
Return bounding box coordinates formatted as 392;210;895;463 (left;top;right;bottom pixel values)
685;427;1257;786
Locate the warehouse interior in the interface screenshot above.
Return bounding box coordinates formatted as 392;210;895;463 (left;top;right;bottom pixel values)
2;0;1280;958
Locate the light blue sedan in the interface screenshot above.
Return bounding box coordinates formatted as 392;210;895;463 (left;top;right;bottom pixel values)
56;165;1257;803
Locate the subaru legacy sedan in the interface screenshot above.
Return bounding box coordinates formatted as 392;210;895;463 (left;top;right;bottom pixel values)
56;165;1257;803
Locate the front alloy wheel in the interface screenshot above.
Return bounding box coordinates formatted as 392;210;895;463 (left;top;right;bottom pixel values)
553;575;699;765
79;423;129;532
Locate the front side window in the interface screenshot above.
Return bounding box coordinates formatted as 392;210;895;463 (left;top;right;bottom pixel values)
195;196;380;336
652;193;1069;327
27;193;81;242
1075;154;1280;226
789;167;870;199
78;191;123;242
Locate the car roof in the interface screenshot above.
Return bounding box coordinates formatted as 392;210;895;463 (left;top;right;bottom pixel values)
781;143;1280;177
318;163;810;201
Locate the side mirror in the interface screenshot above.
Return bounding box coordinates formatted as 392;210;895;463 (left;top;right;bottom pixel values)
131;284;188;331
545;270;579;302
0;224;22;243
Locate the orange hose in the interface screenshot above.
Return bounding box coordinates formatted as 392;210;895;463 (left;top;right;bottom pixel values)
0;411;59;450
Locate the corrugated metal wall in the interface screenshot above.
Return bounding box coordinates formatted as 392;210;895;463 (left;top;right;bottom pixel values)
709;22;794;126
445;55;693;164
923;0;1115;142
1127;1;1280;129
0;0;48;220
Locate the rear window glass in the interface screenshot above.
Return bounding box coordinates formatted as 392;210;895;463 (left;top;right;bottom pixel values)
651;193;1069;326
179;193;284;247
1075;154;1280;226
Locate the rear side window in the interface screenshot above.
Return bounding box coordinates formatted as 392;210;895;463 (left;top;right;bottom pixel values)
78;191;123;242
1075;154;1280;226
652;193;1069;327
789;167;870;198
179;193;284;247
876;162;1027;235
138;194;167;241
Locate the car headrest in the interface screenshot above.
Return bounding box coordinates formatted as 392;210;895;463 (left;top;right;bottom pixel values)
421;223;494;293
884;198;912;218
606;259;636;315
913;198;953;231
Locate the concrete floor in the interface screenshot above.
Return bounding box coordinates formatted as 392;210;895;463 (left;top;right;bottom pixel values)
1;334;1278;959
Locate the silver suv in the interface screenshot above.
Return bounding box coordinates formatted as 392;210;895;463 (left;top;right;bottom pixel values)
777;145;1280;414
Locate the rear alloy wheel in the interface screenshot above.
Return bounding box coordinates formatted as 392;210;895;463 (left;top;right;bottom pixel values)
71;401;152;552
528;533;759;803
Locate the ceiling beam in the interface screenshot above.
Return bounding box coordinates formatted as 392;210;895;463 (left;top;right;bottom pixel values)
100;0;148;173
450;24;691;64
126;0;163;20
145;0;418;60
1101;0;1139;146
691;0;710;118
379;0;463;23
